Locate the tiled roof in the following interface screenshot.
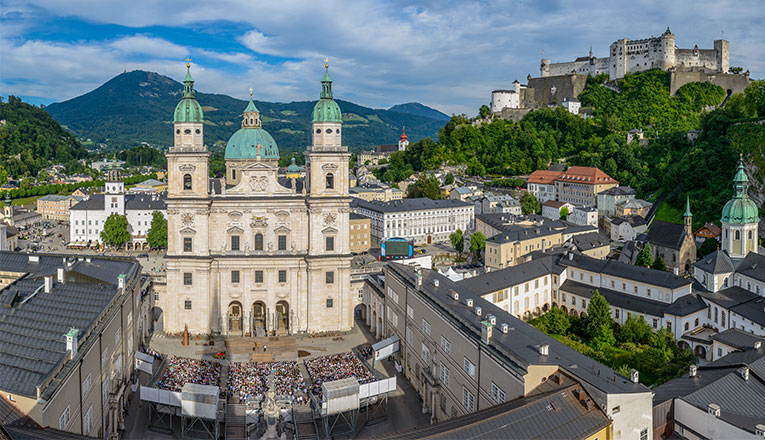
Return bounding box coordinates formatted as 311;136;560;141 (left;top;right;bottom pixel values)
693;250;735;275
560;279;668;317
70;194;104;211
711;328;765;350
600;186;636;196
554;167;617;185
646;220;686;251
542;200;566;208
352;197;472;213
560;253;691;289
527;170;562;184
695;222;721;236
457;258;554;295
736;252;765;283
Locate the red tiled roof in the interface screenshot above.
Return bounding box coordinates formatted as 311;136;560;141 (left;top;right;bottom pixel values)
554;166;617;185
527;170;563;184
695;222;722;236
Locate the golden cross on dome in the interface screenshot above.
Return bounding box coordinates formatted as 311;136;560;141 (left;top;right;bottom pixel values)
185;57;191;68
324;57;329;69
249;87;253;97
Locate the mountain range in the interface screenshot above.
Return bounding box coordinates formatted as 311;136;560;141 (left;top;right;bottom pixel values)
45;70;449;153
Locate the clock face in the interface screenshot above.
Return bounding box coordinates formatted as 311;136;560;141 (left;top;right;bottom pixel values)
324;213;336;225
181;213;193;226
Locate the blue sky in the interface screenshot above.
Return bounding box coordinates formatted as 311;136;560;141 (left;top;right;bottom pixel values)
1;0;763;115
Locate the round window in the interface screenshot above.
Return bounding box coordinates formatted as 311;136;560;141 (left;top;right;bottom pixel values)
326;129;332;134
176;129;180;134
316;129;322;134
336;128;340;134
184;129;191;134
195;129;200;134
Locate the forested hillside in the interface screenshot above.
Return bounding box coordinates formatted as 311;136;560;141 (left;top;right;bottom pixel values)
0;96;89;179
375;70;765;227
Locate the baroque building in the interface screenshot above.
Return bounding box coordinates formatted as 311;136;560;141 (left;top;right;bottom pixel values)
162;60;352;336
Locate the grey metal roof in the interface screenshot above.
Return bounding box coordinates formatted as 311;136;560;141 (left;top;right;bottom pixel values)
383;383;609;440
711;328;765;350
730;296;765;328
700;287;758;309
663;293;708;317
560;253;691;290
387;263;650;396
125;193;166;211
0;252;138;398
693;250;735;275
69;194;104;211
652;366;736;405
560;280;668;317
569;232;610;251
457;258;554;296
487;225;564;244
645;220;687;251
736;252;765;283
353;197;472;213
600;186;636;196
682;356;765;435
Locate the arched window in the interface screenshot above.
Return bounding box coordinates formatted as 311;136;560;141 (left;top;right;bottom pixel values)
183;174;192;190
254;233;264;251
695;318;699;326
326;173;334;189
232;169;236;180
735;230;740;240
684;322;689;331
748;230;753;239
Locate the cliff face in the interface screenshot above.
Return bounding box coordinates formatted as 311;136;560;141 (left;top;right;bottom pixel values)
744;162;764;209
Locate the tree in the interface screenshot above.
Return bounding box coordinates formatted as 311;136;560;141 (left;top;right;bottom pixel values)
478;105;491;119
651;255;667;271
618;314;651;344
584;291;615;346
698;237;719;257
635;244;653;267
520;192;540;215
444;173;455;185
469;232;486;259
146;211;168;249
545;307;571;335
450;229;464;253
559;206;569;220
406;174;442;200
101;214;130;248
466;157;486;176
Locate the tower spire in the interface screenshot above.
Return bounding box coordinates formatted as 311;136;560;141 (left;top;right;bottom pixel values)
684;194;692;217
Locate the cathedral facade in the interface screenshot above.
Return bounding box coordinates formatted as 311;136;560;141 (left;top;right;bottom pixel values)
161;61;353;336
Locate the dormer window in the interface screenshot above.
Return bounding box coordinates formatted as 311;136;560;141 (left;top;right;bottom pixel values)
184;129;191;134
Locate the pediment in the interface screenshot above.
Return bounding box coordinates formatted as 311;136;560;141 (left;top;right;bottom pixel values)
179;227;196;235
322;227;338;234
227;226;244;234
274;226;291;233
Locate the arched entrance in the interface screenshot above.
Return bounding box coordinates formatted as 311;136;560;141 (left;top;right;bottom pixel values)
252;301;266;336
542;304;549;312
569;309;578;317
427;235;432;245
561;306;567;314
355;304;366;321
275;300;289;334
694;345;707;359
580;311;588;319
678;341;691;351
228;301;243;334
152;307;163;333
371;310;377;333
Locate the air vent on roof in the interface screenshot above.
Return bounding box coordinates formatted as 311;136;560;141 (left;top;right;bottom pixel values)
500;323;509;333
755;424;765;437
739;366;750;381
28;255;39;263
630;369;639;383
433;279;439;287
538;344;549;356
755;341;762;350
689;364;697;378
487;314;496;325
44;276;53;293
466;298;473;307
451;291;459;301
707;403;720;417
474;306;482;316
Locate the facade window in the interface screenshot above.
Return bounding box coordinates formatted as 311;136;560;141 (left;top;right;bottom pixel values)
463;358;476;378
440;363;450;386
255;270;264;283
640;429;648;440
183;174;192;190
254;233;264;250
440;336;451;354
83;406;93;436
462;387;475;411
183;272;193;285
231;270;240;284
59;405;71;430
278;235;287;250
185;300;192;310
406;327;412;344
421;319;431;336
491;382;505;403
326;173;334;189
183;237;193;252
278;270;287;283
326;271;335;284
421;343;431;363
82;373;92;397
102;377;109;408
326;298;333;308
326;236;335;251
615;309;620;319
231;235;240;251
735;230;740;240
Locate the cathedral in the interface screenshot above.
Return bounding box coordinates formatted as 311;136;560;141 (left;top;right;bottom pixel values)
161;60;352;336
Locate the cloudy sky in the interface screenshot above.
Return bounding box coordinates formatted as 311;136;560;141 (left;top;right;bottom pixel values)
1;0;763;115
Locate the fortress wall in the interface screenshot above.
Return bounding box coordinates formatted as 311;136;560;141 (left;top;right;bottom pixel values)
669;71;751;95
526;74;589;106
675;49;720;71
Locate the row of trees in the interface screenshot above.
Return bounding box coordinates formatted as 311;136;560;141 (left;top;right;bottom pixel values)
531;291;695;386
0;173;157;201
100;211;167;248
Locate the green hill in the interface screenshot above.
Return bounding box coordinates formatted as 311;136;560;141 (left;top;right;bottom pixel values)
44;70;445;153
388;102;450;121
0;96;89;179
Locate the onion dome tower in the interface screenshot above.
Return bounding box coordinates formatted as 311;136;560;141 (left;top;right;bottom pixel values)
721;155;759;258
224;88;279;185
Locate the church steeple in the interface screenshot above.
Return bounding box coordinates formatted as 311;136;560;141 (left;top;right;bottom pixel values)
242;87;262;128
683;194;693;237
183;57;196;99
321;57;333;99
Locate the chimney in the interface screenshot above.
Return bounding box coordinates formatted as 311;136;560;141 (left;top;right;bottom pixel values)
57;267;65;283
756;424;765;437
538;343;549;356
481;320;492;344
630;369;639;383
65;328;79;360
739;366;750;381
755;341;762;350
569;253;574;261
466;298;473;307
86;257;91;263
433;279;439;287
689;364;698;378
487;314;496;325
474;306;482;316
44;276;53;293
500;323;509;333
118;273;126;290
707;403;720;417
414;265;422;289
451;291;459;301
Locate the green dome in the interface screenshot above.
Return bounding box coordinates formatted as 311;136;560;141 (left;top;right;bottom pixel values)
225;128;279;159
311;67;342;123
174;66;204;123
721;158;759;224
286;157;300;173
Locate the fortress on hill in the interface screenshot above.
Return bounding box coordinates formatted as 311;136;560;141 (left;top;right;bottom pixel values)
541;27;728;79
490;28;751;119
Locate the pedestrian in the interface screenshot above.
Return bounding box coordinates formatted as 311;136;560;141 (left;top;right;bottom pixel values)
263;345;267;352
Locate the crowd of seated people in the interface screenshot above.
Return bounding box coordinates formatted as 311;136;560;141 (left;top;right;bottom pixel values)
305;352;376;396
156;357;221;392
227;361;308;404
140;346;166;362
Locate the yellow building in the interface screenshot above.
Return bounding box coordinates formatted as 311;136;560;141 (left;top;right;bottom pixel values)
349;213;371;253
36;194;83;221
